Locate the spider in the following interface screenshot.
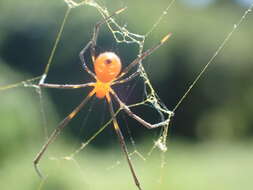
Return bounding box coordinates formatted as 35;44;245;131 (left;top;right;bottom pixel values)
34;8;172;190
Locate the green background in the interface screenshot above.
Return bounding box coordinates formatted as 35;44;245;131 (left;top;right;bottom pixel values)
0;0;253;189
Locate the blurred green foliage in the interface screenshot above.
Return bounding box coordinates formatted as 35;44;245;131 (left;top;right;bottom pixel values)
0;0;253;189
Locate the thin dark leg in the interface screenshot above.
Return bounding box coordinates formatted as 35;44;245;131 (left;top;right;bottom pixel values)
112;70;140;85
79;7;127;78
33;93;93;178
39;82;94;89
107;95;143;190
116;33;172;80
79;41;97;78
110;89;174;129
79;17;104;78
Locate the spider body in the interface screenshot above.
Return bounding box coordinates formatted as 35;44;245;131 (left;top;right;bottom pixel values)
92;52;121;99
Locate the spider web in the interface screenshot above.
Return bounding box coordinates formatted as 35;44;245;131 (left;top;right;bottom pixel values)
54;0;176;176
0;0;253;189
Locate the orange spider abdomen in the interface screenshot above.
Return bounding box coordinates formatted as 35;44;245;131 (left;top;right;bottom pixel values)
94;52;122;83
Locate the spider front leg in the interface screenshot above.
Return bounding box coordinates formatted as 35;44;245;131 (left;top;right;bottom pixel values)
116;33;172;81
39;82;94;89
79;7;127;79
79;40;97;79
112;69;141;85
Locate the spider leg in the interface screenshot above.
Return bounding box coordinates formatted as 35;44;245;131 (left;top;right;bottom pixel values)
79;7;127;78
110;89;173;129
106;94;142;190
112;70;140;85
79;40;97;78
33;90;95;178
39;82;95;89
116;33;172;80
